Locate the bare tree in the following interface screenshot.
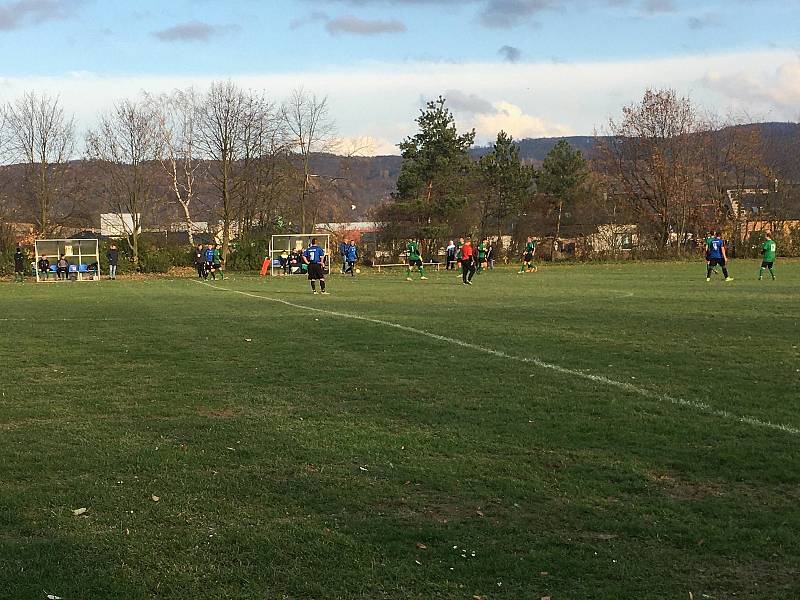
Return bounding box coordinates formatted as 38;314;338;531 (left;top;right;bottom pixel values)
4;92;76;236
598;88;704;250
282;88;337;231
86;99;160;267
148;88;202;245
196;80;277;259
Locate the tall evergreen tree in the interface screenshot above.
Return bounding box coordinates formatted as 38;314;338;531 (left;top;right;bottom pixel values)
390;97;475;248
538;140;589;242
477;131;534;239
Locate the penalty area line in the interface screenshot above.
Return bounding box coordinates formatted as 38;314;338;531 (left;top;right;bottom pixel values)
197;281;800;438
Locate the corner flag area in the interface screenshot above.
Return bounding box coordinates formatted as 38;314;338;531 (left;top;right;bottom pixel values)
1;261;798;599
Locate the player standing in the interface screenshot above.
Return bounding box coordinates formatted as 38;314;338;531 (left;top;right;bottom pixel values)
211;244;224;280
303;238;328;294
519;237;537;273
758;233;777;281
406;238;427;281
477;238;488;273
344;240;358;276
706;232;733;282
704;230;719;276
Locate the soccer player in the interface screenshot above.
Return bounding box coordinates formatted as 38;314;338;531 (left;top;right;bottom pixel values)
204;244;216;280
344;240;358;276
758;233;777;281
406;238;427;281
460;238;476;284
477;238;488;272
706;232;733;282
704;230;719;276
455;237;465;279
519;237;537;273
445;240;456;270
211;244;224;280
193;244;206;279
303;237;328;294
13;247;25;282
339;237;349;274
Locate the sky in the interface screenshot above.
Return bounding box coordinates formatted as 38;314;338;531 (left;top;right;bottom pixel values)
0;0;798;154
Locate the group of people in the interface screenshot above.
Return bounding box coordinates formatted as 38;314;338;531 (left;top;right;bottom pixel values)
13;246;110;282
703;230;778;282
193;243;224;281
338;238;359;276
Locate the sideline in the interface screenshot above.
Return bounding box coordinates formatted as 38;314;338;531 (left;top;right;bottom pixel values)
197;281;800;437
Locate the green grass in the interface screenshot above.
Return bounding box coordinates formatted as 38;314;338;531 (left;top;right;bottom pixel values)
1;260;799;599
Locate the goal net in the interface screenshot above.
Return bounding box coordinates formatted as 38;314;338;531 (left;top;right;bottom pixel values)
34;239;101;283
268;234;331;277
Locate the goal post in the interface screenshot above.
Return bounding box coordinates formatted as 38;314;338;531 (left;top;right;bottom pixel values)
268;234;331;277
34;239;101;282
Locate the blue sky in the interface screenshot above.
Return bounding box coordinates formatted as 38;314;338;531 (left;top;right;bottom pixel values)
0;0;798;153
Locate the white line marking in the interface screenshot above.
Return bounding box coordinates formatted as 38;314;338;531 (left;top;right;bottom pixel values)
198;281;800;437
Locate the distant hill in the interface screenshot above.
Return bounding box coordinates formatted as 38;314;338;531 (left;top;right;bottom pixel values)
1;123;796;229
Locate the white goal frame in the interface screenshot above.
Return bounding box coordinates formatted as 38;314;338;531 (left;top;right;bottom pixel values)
269;234;331;277
34;239;101;283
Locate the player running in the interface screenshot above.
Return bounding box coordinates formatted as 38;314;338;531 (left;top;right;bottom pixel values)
706;232;733;282
519;237;537;273
758;233;777;281
303;238;328;294
477;238;488;273
460;238;476;285
406;238;427;281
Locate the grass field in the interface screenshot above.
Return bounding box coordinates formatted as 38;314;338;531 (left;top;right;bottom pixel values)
1;260;799;599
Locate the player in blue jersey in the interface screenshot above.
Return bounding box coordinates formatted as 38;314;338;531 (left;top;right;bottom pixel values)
204;244;216;280
706;232;733;282
344;240;358;276
303;238;328;294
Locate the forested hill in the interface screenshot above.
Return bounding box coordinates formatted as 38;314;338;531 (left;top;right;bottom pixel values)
1;123;796;228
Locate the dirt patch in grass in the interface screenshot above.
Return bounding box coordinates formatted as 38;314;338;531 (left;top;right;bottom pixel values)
196;406;236;419
646;471;724;500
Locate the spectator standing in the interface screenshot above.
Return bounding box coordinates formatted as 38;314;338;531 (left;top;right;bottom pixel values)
107;244;119;280
193;245;206;279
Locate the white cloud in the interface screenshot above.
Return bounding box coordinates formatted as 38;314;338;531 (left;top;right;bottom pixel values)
472;101;571;139
0;49;796;156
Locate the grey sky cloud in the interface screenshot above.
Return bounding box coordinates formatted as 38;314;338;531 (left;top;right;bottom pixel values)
641;0;676;14
0;0;82;31
325;15;406;35
307;1;667;29
152;20;240;42
444;89;496;114
688;12;722;30
289;10;329;30
498;44;522;62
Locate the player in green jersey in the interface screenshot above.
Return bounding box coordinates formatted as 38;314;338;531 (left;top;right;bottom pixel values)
758;233;777;281
406;239;427;281
477;239;488;273
211;244;224;280
518;237;538;273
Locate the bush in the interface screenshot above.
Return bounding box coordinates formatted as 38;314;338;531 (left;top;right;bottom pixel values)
227;236;270;271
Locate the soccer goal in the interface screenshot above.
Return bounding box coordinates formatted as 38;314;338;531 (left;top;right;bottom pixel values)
268;234;331;277
34;239;101;283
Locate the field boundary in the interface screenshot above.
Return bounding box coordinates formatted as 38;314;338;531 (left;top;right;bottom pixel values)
197;281;800;437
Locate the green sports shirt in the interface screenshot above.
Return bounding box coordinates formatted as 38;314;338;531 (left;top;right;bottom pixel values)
407;242;421;260
762;240;777;262
212;249;222;264
526;241;536;253
478;242;487;258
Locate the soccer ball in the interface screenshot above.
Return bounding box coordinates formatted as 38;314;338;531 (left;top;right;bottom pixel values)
355;268;361;274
